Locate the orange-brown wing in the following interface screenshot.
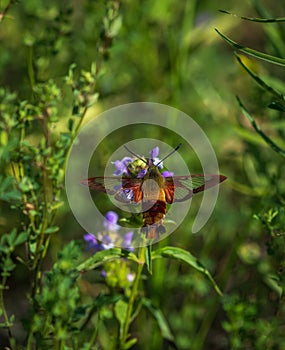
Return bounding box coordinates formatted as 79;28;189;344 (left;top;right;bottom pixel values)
164;174;227;203
81;176;143;203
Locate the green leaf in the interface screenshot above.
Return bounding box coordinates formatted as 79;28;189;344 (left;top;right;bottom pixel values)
234;53;285;100
6;229;17;247
142;298;177;347
251;0;285;57
79;294;123;332
152;246;223;296
123;338;138;350
0;176;21;202
263;274;283;298
215;28;285;66
44;226;59;234
219;9;285;23
114;299;128;330
93;293;123;308
76;248;139;272
0;313;14;328
237;96;285;158
14;231;28;246
268;101;285;111
115;299;138;350
144;245;152;274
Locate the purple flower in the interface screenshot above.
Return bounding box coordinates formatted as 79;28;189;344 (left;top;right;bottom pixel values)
101;235;114;249
112;157;132;176
104;211;120;231
84;212;134;253
122;231;134;251
150;146;159;159
137;168;147;178
84;233;105;252
149;147;163;168
162;171;174;177
84;232;114;251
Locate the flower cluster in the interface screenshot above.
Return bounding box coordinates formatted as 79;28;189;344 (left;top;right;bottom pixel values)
84;211;134;252
84;211;135;292
112;146;174;179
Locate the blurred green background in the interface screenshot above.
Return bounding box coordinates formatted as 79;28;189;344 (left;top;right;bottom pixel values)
1;0;285;349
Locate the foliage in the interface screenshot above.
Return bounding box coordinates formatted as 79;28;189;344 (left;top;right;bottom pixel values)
1;0;285;349
217;4;285;350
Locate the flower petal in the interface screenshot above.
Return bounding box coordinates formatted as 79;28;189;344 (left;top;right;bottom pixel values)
152;157;163;168
150;146;159;159
105;211;118;224
137;168;147;178
104;211;120;231
84;233;103;251
122;231;134;251
162;171;174;177
112;157;132;176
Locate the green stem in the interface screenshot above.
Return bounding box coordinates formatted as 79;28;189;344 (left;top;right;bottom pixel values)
0;284;15;349
120;245;146;348
88;315;100;349
30;163;50;297
26;330;33;350
56;339;64;350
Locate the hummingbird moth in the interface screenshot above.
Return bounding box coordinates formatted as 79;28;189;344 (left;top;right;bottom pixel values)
81;144;227;239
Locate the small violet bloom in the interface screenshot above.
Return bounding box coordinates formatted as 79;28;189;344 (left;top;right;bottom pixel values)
104;211;120;232
137;168;147;178
136;147;174;178
112;157;132;176
84;232;114;251
84;213;134;252
84;233;105;251
150;146;159;159
101;235;115;250
122;231;134;251
149;146;163;168
162;171;174;177
84;232;99;251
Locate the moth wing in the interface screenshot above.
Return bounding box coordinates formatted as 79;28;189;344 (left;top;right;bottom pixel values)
81;176;143;204
164;174;226;203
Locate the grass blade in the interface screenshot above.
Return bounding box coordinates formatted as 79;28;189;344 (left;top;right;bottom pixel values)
234;53;285;100
215;29;285;66
237;96;285;158
219;10;285;23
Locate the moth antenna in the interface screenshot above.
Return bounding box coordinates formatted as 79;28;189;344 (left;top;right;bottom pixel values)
124;145;148;164
156;143;182;167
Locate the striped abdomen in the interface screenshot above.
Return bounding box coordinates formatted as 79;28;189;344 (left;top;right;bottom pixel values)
141;185;166;238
